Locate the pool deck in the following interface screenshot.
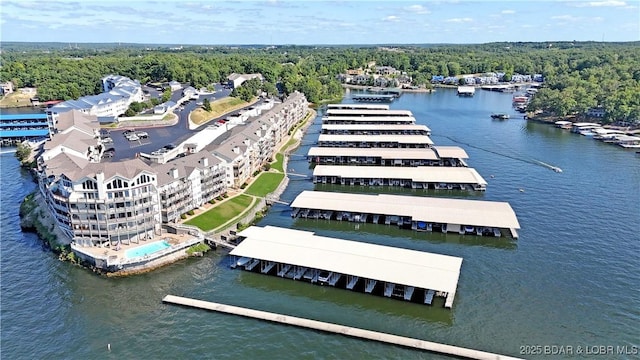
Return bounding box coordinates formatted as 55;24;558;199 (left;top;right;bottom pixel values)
70;232;203;274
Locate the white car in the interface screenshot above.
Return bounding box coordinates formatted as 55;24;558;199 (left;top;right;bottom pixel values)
126;134;140;141
102;137;113;143
136;131;149;139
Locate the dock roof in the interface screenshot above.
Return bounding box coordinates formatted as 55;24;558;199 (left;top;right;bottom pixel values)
290;191;520;230
322;116;416;123
322;124;431;132
325;109;413;117
318;134;434;145
313;165;487;185
326;104;389;110
432;146;469;159
231;225;463;306
308;147;440;160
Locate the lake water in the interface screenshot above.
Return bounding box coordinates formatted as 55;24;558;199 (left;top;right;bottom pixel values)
1;89;638;359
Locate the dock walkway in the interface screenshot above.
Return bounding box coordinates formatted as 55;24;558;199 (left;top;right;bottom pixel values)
163;295;522;360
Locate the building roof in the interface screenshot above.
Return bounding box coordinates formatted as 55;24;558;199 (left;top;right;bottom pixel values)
153;151;222;186
432;146;469;159
56;110;96;135
231;225;463;307
325;109;413;117
318;134;434;145
290;191;520;230
308;147;440;160
322;116;416;123
313;165;487;185
321;124;431;133
43;129;95;155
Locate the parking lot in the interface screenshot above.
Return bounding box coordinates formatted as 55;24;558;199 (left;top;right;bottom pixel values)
100;84;242;163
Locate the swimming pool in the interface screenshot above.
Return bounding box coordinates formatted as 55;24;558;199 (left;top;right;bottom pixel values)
125;240;171;259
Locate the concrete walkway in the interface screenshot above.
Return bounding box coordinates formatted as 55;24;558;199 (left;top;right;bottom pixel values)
163;295;523;360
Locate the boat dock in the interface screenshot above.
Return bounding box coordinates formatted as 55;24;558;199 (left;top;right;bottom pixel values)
291;191;520;238
325;108;414;118
162;294;522;360
317;134;433;148
352;94;396;102
312;165;487;190
457;86;476;96
321;123;431;135
326;103;390;110
308;146;468;166
322;115;417;125
228;225;463;308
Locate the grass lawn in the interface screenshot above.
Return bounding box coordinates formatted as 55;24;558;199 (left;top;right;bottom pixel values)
245;172;285;197
271;153;284;172
185;194;253;231
191;97;248;125
0;92;34;108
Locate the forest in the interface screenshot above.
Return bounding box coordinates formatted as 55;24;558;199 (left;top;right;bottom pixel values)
1;41;639;122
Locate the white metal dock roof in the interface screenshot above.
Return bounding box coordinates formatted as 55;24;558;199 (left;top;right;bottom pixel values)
322;124;431;132
308;147;440;160
432;146;469;159
322;116;416;123
325;109;414;116
326;104;389;110
318;134;434;145
313;165;487;185
231;225;463;306
290;191;520;230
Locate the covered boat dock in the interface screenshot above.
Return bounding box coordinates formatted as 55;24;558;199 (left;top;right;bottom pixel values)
322;115;417;125
321;124;431;135
317;134;434;148
308;146;468;166
325;109;414;118
326;104;390;110
312;165;487;190
229;225;463;308
290;191;520;238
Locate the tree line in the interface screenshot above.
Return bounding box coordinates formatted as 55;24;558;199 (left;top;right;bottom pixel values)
1;42;638;122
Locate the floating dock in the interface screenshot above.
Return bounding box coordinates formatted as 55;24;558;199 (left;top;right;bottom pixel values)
322;115;417;125
327;103;390;110
325;108;414;118
312;165;487;190
317;134;434;148
457;86;476;96
321;123;431;135
228;225;463;308
291;191;520;238
308;146;468;166
162;295;522;360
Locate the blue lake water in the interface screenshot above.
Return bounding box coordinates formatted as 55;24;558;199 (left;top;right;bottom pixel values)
1;88;638;359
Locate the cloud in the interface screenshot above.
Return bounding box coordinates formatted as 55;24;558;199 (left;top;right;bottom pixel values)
573;0;626;6
382;15;400;22
551;15;580;21
501;9;515;14
405;4;430;14
445;17;473;23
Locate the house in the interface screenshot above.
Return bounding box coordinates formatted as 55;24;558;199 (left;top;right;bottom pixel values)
431;75;445;83
533;74;544;82
182;86;198;99
227;73;264;89
153;101;177;115
587;107;606;118
168;81;182;91
375;66;400;76
0;81;14;95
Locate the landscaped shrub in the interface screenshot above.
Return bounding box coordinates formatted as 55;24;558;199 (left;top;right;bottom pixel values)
209;199;216;204
263;163;271;171
187;210;195;216
180;214;187;220
252;170;260;177
240;183;247;189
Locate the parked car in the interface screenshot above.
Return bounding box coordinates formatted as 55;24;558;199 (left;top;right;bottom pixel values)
164;143;176;150
136;131;149;139
102;151;115;158
102;137;113;144
123;130;134;136
127;134;140;141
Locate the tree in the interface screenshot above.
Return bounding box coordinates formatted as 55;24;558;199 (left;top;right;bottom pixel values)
162;88;172;102
15;142;31;163
202;98;212;112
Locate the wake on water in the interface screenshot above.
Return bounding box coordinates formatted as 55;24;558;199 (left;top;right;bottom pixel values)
433;134;563;173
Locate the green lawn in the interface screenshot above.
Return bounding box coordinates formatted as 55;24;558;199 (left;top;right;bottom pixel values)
271;153;284;172
245;172;285;197
185;194;253;231
190;97;249;125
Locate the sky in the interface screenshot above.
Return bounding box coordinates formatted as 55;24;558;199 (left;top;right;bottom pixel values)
1;0;638;45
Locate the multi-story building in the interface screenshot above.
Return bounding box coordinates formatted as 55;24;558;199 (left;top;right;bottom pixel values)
46;75;143;131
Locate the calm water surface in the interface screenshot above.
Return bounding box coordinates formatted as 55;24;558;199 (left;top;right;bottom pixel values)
1;89;638;359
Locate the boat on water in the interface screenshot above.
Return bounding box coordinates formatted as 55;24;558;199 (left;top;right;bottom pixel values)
491;114;510;120
512;95;528;104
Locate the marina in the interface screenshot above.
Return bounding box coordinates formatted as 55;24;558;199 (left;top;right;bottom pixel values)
317;134;433;148
290;191;520;238
312;165;487;191
351;94;396;102
0;112;50;146
321;123;431;135
228;226;463;308
325;108;414;118
307;146;468;166
322;115;417;124
457;86;475;97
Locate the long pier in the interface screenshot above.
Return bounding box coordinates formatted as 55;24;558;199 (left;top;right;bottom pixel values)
163;295;522;360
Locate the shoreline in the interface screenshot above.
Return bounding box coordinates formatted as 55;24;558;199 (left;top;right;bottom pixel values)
342;84;434;93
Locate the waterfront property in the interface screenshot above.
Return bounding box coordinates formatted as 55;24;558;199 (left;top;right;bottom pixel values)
312;165;487;190
322;115;417;125
457;86;475;96
321;123;431;135
0;112;49;145
351;94;396;102
290;191;520;238
308;146;468;166
326;103;390;111
229;225;463;308
325;108;414;118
